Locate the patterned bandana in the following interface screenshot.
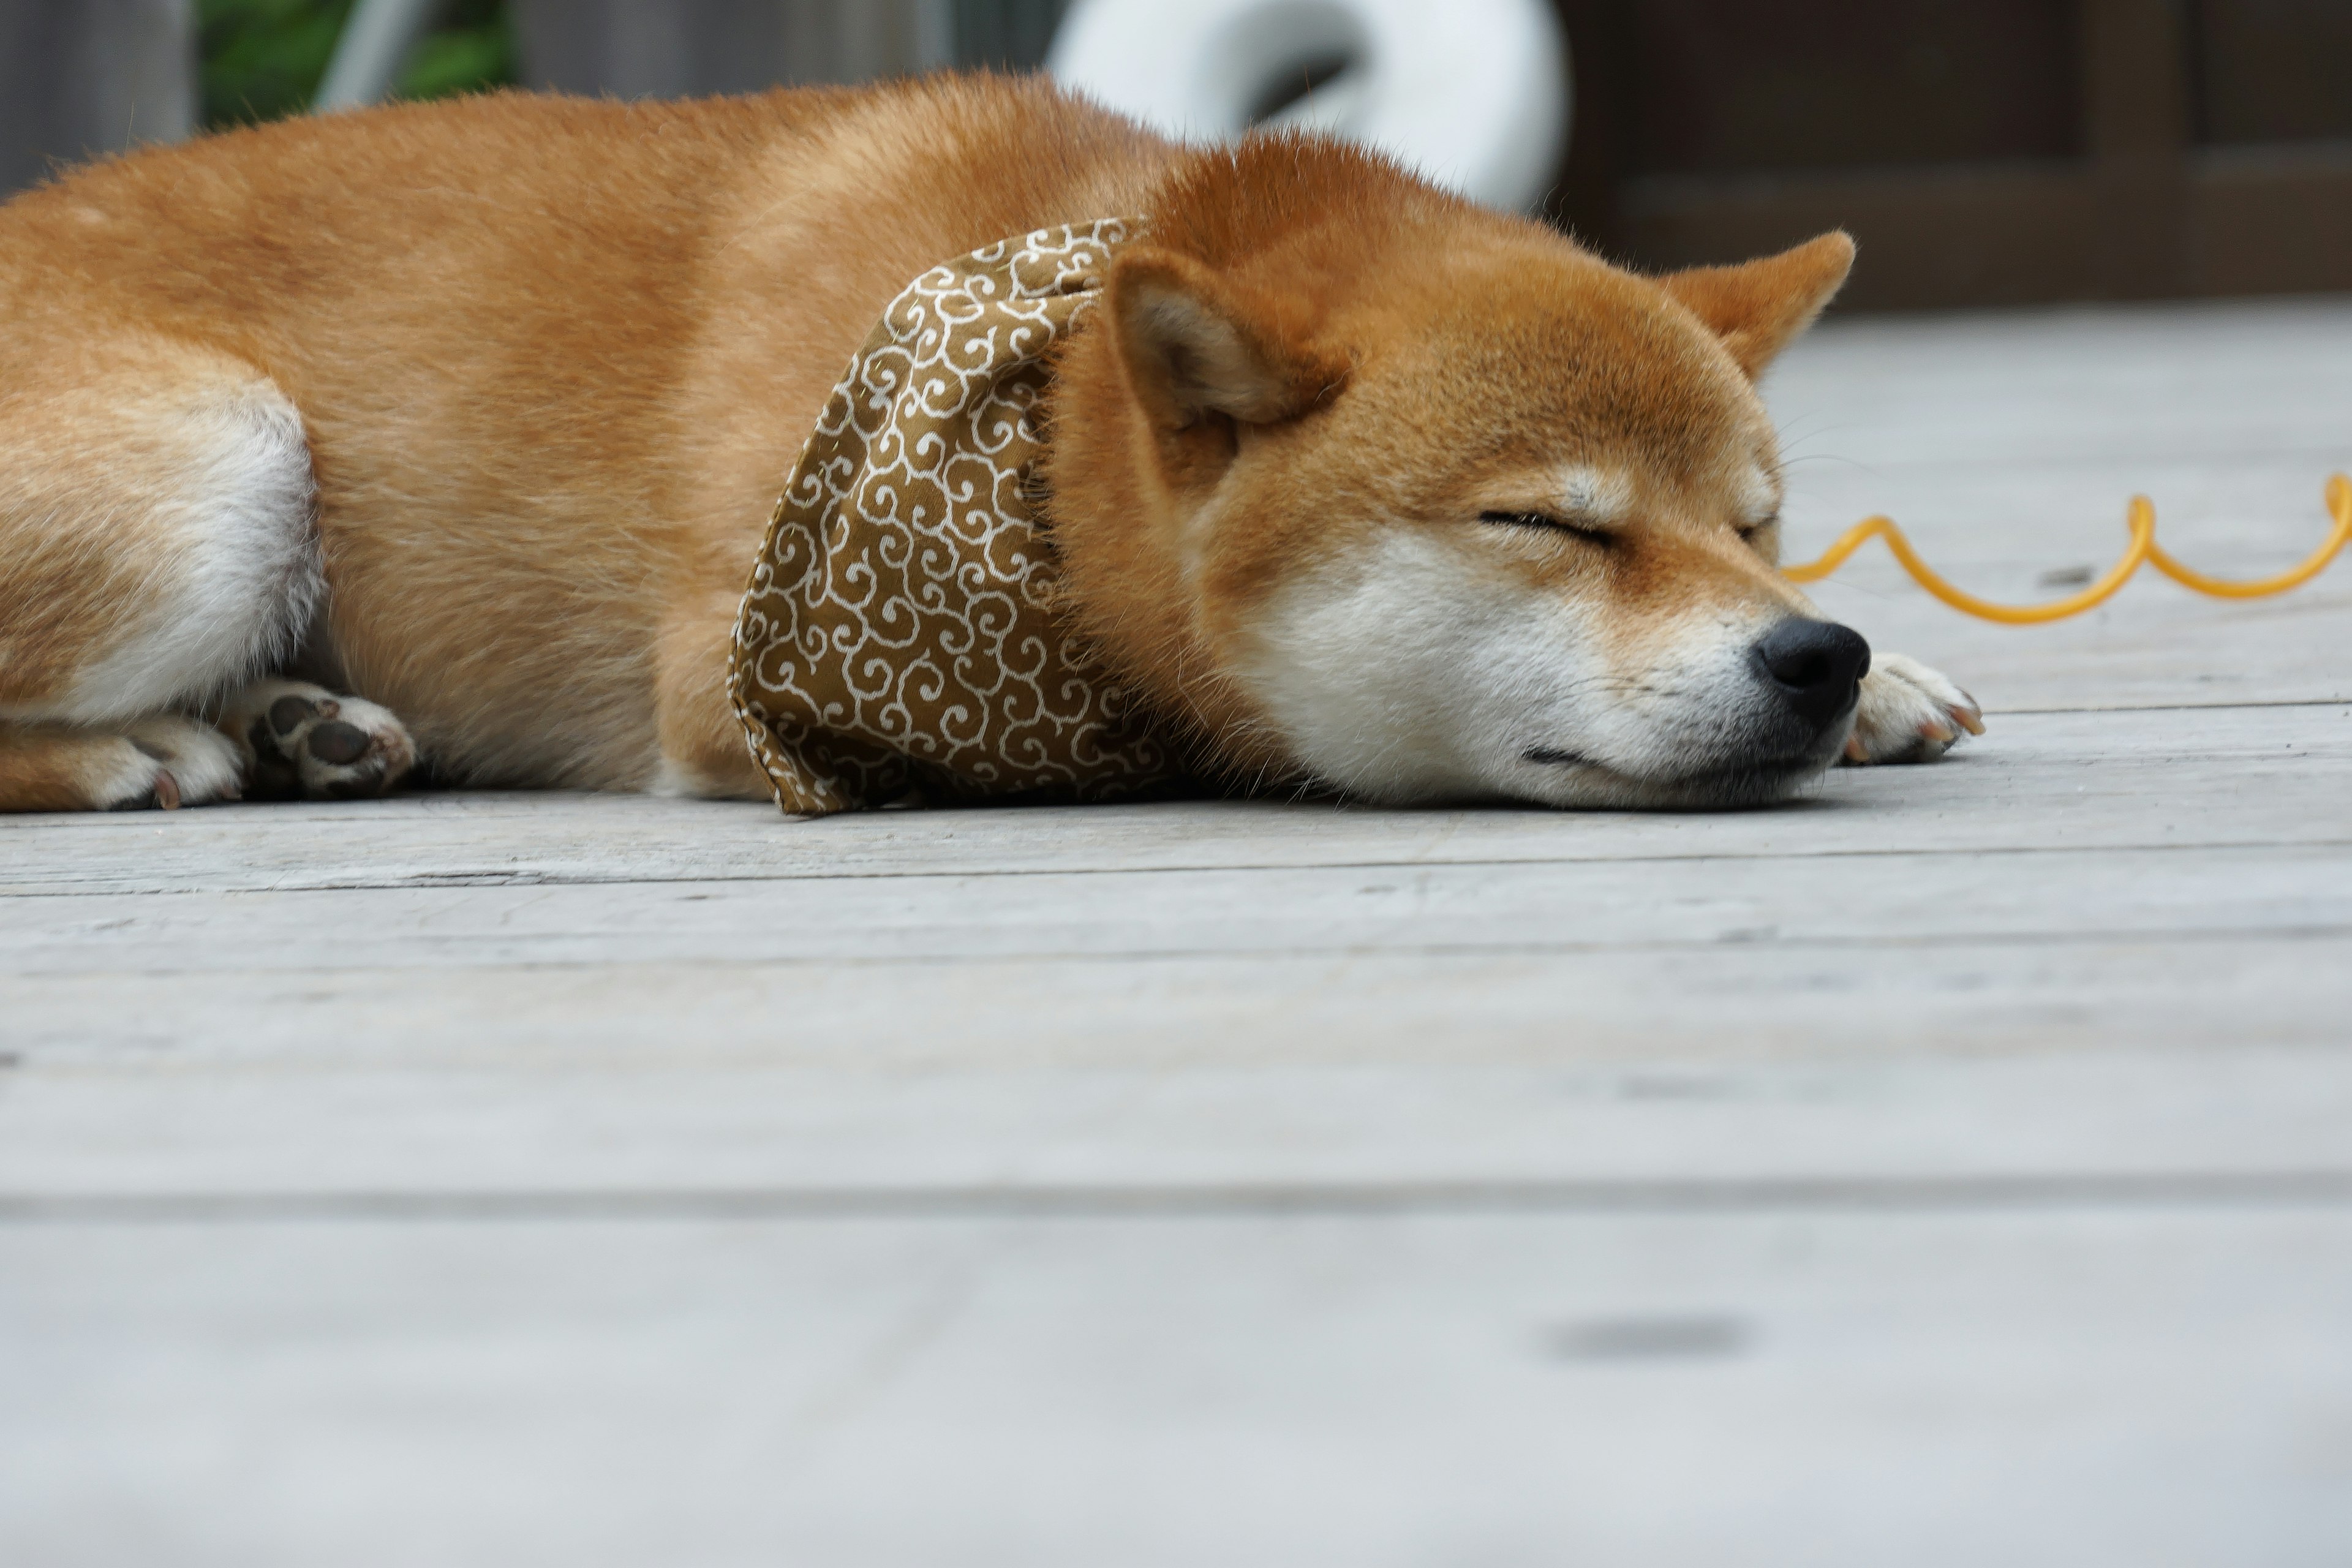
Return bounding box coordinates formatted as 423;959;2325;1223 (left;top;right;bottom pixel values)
727;219;1179;816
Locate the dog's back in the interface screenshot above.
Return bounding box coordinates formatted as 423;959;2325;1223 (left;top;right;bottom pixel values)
0;78;1172;802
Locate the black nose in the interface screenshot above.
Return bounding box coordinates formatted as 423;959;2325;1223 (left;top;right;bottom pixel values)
1751;619;1871;728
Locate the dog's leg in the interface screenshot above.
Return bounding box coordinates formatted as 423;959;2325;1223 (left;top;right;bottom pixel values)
647;590;773;799
0;339;327;810
1844;652;1985;765
0;717;244;810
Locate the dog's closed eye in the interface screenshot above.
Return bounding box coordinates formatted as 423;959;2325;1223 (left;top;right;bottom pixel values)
1479;510;1613;546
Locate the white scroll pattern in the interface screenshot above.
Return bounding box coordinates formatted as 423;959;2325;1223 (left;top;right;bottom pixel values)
728;219;1173;816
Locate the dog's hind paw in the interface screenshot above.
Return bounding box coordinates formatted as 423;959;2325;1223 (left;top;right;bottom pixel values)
221;679;417;800
1843;652;1983;766
100;717;246;809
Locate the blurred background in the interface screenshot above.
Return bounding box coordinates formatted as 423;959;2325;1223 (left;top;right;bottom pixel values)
2;0;2350;311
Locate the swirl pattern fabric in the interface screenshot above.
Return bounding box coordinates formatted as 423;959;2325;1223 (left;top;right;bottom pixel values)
728;219;1175;816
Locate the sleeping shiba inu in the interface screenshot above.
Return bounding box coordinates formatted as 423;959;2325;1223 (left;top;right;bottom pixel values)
0;74;1978;815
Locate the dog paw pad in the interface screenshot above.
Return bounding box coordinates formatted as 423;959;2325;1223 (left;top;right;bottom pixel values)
224;680;417;801
306;719;372;766
268;695;318;736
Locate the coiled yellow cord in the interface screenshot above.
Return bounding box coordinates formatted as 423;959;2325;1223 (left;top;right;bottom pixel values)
1781;473;2352;624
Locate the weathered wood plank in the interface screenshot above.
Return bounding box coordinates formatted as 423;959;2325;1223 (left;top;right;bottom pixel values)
6;299;2350;1568
5;1018;2350;1195
1804;580;2352;715
5;1208;2348;1568
1769;298;2352;477
9;928;2351;1059
1;704;2345;896
1765;298;2352;712
1;840;2343;975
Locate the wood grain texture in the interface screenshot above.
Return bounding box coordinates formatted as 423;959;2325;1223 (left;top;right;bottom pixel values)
4;299;2350;1567
4;703;2347;894
6;1211;2351;1568
1764;298;2352;714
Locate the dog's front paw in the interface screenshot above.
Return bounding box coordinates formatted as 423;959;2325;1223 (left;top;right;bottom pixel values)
221;679;417;800
1844;652;1983;766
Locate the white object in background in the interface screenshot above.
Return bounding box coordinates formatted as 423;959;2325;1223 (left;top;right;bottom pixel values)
315;0;443;111
1047;0;1570;213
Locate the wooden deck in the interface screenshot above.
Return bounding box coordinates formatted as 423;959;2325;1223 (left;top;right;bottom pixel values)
6;298;2352;1566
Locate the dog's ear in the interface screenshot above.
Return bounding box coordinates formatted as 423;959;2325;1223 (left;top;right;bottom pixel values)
1107;248;1348;429
1659;232;1856;379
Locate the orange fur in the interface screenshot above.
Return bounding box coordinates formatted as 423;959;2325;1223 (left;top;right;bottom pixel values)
0;723;141;810
0;73;1952;814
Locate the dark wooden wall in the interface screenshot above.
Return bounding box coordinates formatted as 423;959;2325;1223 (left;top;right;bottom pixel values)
11;1;2343;311
960;0;2352;309
1550;0;2352;307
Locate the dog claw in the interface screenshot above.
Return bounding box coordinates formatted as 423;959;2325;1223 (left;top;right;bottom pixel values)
1847;652;1978;767
153;769;181;810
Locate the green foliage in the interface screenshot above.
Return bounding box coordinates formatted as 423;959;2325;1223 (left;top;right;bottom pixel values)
198;0;347;126
398;7;513;104
199;0;515;130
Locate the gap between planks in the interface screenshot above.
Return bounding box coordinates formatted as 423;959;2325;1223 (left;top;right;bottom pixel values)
7;1169;2352;1224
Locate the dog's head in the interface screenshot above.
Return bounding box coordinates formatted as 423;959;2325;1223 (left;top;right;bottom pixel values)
1048;138;1864;808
